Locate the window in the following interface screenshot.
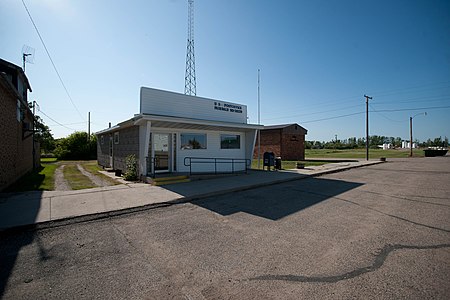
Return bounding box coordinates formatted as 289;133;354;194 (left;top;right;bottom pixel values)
181;133;206;149
101;135;104;145
17;100;23;122
114;132;119;144
221;134;240;149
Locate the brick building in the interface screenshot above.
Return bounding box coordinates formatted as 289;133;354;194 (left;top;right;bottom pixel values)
254;123;308;161
0;58;38;191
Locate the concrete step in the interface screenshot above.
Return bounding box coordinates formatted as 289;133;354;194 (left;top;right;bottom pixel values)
151;175;190;186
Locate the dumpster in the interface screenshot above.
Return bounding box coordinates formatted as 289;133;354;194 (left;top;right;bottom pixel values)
275;157;282;170
424;148;448;157
263;152;275;170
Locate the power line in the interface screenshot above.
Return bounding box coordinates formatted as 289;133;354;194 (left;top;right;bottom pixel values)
373;95;450;105
264;93;450;123
269;81;450;116
47;121;86;127
371;81;450;97
295;105;450;124
369;104;407;123
36;108;77;131
21;0;84;121
301;111;366;124
374;105;450;113
263;103;364;121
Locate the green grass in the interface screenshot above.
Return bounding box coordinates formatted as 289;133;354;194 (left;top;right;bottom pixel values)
4;163;58;192
63;164;97;190
80;161;120;185
4;160;119;193
251;159;328;170
305;148;424;159
41;157;58;163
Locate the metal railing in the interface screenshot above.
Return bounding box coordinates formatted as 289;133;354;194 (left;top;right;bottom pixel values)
146;156;155;178
184;157;250;175
146;156;170;178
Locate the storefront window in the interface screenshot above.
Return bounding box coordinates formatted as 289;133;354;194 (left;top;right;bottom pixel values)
221;134;240;149
181;133;207;149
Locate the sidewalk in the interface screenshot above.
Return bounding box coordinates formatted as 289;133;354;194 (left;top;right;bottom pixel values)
0;160;383;231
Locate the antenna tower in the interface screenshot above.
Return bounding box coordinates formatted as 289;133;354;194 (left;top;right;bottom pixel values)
22;44;35;72
184;0;196;96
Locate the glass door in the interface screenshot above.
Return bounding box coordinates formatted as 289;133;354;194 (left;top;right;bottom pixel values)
153;133;170;172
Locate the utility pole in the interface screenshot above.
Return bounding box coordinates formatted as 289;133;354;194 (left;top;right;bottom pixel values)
364;95;372;161
32;100;36;169
87;112;91;141
257;69;261;169
410;112;427;157
409;116;413;157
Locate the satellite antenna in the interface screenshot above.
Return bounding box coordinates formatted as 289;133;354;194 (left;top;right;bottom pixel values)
22;44;35;72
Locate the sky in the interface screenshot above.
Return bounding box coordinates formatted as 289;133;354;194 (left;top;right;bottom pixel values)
1;0;449;142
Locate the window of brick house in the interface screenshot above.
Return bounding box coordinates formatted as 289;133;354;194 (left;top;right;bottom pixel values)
114;132;119;144
16;100;23;122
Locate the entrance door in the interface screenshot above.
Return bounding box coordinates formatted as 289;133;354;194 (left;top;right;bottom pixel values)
153;133;170;172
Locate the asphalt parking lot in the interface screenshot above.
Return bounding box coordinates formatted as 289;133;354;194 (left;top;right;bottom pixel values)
1;157;449;299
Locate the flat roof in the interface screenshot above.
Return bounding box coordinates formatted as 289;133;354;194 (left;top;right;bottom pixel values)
95;114;263;135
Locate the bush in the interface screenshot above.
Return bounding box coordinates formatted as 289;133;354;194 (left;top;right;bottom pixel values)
123;154;138;181
54;132;97;160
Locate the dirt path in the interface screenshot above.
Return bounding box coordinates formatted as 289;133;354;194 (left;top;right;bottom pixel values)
76;164;114;187
54;165;71;191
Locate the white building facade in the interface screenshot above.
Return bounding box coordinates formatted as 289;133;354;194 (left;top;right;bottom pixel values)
96;87;262;177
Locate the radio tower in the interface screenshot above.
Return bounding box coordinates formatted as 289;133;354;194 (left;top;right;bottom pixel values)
184;0;196;96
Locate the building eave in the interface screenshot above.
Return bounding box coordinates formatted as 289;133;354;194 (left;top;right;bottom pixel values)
0;58;32;92
95;113;263;135
136;113;263;131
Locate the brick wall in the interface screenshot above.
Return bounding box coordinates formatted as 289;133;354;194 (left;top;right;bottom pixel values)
253;126;306;161
253;129;282;158
281;134;305;160
0;82;34;191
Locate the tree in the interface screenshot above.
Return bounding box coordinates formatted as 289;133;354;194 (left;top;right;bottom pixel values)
34;116;55;154
54;132;97;160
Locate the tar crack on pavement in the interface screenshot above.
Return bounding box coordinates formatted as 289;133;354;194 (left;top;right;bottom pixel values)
249;243;450;283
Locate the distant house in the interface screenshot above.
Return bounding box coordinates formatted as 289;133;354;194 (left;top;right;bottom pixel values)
254;123;308;161
0;58;38;191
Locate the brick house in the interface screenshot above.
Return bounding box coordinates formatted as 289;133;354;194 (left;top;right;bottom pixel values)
254;123;308;161
0;58;38;191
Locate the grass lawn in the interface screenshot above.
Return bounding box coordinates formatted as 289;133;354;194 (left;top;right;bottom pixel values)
63;164;97;190
41;157;58;163
3;159;121;192
80;161;120;185
251;159;328;170
305;148;424;159
4;162;58;192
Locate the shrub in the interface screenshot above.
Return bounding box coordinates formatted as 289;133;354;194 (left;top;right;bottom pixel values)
54;132;97;160
123;154;138;181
